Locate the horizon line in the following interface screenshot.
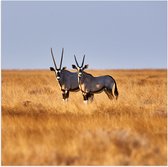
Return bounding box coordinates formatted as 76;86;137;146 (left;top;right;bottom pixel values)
1;68;167;71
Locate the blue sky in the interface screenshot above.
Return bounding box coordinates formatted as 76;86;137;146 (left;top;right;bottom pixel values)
1;1;167;69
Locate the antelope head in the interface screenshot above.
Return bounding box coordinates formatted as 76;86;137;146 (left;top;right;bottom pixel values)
72;54;88;77
50;48;66;80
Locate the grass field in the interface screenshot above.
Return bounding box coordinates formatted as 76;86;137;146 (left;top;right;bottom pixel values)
2;69;167;165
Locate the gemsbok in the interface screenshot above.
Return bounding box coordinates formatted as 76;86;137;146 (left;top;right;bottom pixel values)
72;55;119;103
50;48;79;101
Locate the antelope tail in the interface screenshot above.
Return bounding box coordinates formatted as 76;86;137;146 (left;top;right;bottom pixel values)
114;80;119;100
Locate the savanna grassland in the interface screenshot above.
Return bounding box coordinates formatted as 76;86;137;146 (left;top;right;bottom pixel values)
2;69;167;165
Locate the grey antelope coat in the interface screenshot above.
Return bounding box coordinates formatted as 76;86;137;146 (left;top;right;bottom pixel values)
72;55;119;103
50;48;79;101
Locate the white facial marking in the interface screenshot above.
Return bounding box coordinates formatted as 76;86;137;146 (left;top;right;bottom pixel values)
78;72;82;77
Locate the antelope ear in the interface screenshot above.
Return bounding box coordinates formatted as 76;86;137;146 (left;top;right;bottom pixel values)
62;66;66;70
50;67;55;71
83;64;89;70
72;64;77;69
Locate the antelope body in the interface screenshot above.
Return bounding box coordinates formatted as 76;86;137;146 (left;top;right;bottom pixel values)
50;48;79;101
72;55;119;103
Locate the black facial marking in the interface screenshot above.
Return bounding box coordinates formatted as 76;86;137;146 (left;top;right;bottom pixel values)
55;69;61;80
57;71;60;77
78;68;83;77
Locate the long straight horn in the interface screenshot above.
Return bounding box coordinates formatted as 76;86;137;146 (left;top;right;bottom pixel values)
74;55;80;67
51;48;57;69
60;48;64;69
81;54;85;67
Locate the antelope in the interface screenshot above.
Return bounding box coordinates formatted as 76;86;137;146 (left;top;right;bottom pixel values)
50;48;79;101
72;55;119;103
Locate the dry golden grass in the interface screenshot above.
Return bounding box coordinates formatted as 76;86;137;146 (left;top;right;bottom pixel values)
2;69;167;165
